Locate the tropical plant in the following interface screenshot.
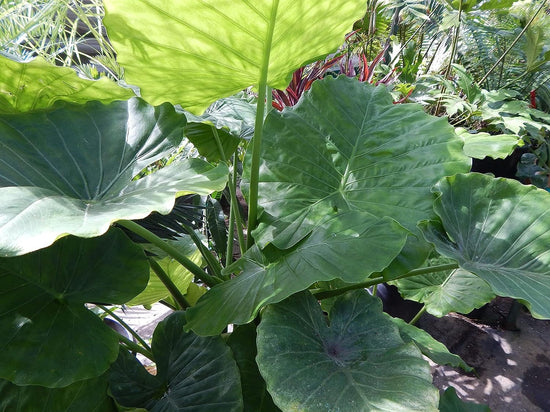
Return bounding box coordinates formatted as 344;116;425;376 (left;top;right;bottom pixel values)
2;1;550;411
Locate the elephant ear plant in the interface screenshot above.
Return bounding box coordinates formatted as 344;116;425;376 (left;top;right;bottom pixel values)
1;1;550;410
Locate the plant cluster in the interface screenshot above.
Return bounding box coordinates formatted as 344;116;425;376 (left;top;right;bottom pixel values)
1;1;550;411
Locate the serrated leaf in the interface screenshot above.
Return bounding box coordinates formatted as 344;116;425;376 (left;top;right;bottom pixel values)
256;290;439;411
420;173;550;319
0;229;149;387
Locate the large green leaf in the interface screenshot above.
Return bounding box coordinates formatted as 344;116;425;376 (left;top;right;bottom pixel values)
256;290;439;411
0;374;116;412
0;229;149;387
252;77;470;249
102;0;365;113
391;258;495;317
0;98;228;256
0;55;134;113
186;211;408;335
109;312;243;411
420;173;550;319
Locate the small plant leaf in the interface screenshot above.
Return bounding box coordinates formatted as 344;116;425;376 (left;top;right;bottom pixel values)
391;317;473;372
109;312;243;411
0;98;228;256
103;0;365;113
0;229;149;387
420;173;550;319
391;258;495;317
256;290;439;411
0;55;134;113
0;374;116;412
186;211;408;335
456;128;520;160
439;387;490;411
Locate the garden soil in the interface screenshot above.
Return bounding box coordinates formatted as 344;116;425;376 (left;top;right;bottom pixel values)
418;298;550;412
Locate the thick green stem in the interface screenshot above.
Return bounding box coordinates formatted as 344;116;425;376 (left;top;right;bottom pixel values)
98;304;152;352
229;156;246;255
180;222;223;279
477;0;548;88
149;258;190;310
409;306;427;325
119;335;154;361
313;263;459;300
118;219;221;287
247;0;278;249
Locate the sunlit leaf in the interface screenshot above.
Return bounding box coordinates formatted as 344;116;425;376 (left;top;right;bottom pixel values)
103;0;365;112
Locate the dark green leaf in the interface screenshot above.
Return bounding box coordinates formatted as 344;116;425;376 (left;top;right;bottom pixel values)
420;173;550;319
256;290;439;411
0;229;149;387
227;324;280;412
109;312;243;411
0;374;116;412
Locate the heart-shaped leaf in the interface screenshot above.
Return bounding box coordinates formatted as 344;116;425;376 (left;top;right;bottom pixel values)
0;98;228;256
0;229;149;387
0;374;116;412
420;173;550;319
186;211;408;335
109;311;243;411
253;76;470;249
390;258;495;316
103;0;365;113
0;55;134;113
256;290;439;411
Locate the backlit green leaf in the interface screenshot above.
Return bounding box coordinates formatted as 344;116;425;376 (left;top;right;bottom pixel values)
103;0;365;113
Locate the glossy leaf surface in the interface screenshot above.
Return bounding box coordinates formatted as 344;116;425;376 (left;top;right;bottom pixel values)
420;173;550;319
0;55;134;113
103;0;365;112
186;212;408;335
109;312;243;411
0;229;149;387
0;98;228;256
256;290;439;411
253;77;470;248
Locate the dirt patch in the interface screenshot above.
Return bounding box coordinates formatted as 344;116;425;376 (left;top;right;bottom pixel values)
418;298;550;412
